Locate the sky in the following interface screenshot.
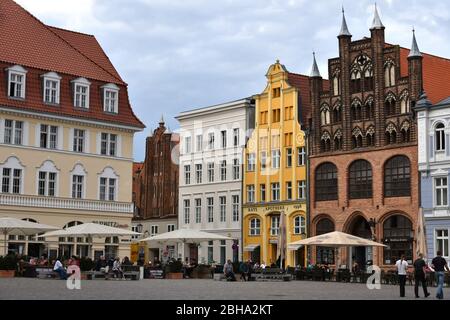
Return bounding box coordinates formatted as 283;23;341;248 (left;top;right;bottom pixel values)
14;0;450;161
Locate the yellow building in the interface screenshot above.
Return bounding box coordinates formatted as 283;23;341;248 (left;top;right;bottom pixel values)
243;61;310;268
0;1;144;259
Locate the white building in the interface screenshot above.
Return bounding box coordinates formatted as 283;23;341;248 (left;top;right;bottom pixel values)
176;98;255;264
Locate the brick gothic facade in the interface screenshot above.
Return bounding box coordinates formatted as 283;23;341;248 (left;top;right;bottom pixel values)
308;9;450;268
133;119;179;221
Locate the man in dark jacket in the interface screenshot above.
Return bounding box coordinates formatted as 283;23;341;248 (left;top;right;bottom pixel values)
432;251;449;300
413;253;430;298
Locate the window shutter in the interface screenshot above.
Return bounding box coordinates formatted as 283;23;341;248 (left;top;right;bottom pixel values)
58;125;64;150
117;134;122;157
35;123;40;147
0;119;4;144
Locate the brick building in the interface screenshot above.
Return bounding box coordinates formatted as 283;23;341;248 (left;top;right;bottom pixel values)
132;117;179;262
308;7;450;268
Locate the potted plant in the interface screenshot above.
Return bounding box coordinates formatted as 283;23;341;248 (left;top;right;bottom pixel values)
165;259;183;279
0;255;18;278
79;257;95;280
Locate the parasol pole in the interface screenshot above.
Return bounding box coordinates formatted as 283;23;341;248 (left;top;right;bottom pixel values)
3;230;7;256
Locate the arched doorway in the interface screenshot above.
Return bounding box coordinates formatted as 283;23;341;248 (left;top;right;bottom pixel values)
382;214;413;265
347;215;372;270
315;218;335;264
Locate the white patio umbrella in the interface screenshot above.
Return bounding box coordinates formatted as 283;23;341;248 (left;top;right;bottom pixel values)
289;231;386;268
140;228;232;244
0;217;60;255
43;222;141;258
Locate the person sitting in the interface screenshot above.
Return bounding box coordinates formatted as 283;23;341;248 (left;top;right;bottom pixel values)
112;257;124;279
95;256;107;272
260;261;266;269
122;256;132;266
223;259;236;281
53;258;67;280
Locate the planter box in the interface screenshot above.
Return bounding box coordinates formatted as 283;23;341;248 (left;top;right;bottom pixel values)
166;272;183;279
0;270;15;278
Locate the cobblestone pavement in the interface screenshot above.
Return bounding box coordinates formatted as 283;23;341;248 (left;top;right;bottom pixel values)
0;278;448;300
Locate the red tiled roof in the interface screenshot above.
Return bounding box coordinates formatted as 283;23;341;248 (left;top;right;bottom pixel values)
133;162;144;174
400;48;450;104
0;0;144;129
49;26;124;84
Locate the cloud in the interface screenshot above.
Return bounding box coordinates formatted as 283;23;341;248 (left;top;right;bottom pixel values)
14;0;450;161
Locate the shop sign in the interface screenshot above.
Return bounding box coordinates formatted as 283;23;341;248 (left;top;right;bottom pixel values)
92;221;129;228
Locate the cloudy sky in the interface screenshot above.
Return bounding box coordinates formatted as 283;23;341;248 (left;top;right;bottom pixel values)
15;0;450;161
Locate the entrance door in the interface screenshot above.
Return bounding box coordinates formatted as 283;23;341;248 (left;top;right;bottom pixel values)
348;216;372;271
251;247;261;264
295;247;306;267
189;244;198;263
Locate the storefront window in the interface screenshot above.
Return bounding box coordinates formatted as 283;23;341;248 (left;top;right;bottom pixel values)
316;218;335;264
383;215;413;264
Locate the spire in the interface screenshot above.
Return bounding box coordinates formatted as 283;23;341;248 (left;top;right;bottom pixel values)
159;114;165;126
310;52;321;78
408;28;422;58
370;3;384;30
339;7;352;37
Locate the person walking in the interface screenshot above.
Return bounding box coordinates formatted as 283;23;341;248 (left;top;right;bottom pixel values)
239;261;248;281
432;251;449;300
395;255;409;298
223;259;236;281
413;253;430;298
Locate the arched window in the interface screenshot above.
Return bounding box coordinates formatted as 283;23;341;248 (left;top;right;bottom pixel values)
400;91;410;114
351;100;362;121
436;123;446;152
293;216;306;235
249;218;261;236
352;127;363;149
401;122;411;143
349;160;373;199
385;123;397;145
365;97;374;119
366;126;375;147
333;75;340;96
385;93;396;116
384;60;396;87
383;215;413;264
333;102;342;123
384;156;411;197
364;65;374;91
315;163;338;201
316;218;335;264
59;221;88;258
351;70;362;93
320;105;331;126
334;130;343;151
321;131;331;153
0;156;24;195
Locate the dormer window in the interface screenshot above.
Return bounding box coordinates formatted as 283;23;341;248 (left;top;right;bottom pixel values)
102;83;119;114
7;65;27;99
42;72;61;105
71;78;91;109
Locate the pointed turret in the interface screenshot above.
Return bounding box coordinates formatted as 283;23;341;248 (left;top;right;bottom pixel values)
370;3;384;30
408;29;422;58
339;7;352;37
310;52;321;78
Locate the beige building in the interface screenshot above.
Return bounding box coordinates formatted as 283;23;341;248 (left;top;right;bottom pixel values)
0;0;144;259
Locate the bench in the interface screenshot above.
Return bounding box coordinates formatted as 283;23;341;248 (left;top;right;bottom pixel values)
213;274;227;281
36;267;57;279
251;268;291;282
122;265;140;280
85;271;113;280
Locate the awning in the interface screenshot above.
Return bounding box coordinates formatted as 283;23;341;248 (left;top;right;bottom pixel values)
243;244;260;252
287;244;304;251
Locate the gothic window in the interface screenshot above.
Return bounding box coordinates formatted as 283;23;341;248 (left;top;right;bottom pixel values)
352;127;363;149
436;123;446;152
349;160;373;199
365;97;375;119
385;123;397;145
384;156;411;197
351;100;363;121
315;163;338;201
384;60;396;87
333;74;341;96
320;105;331;126
385;93;397;116
400;91;411;114
364;65;374;92
401;121;411;143
316;218;335;264
321;131;331;152
351;70;362;94
366;126;376;147
333;102;342;123
334;130;343;151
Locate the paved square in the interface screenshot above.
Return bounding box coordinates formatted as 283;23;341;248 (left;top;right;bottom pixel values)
0;278;448;300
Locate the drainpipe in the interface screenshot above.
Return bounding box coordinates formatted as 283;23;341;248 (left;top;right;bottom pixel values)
305;127;311;265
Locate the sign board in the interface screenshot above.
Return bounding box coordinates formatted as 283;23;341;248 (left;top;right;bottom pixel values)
149;270;164;279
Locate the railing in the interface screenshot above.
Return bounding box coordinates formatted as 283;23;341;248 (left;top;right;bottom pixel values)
0;193;134;213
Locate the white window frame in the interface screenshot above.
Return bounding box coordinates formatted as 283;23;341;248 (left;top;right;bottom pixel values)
207;197;214;223
297;147;306;166
167;224;175;232
208;132;215;150
220;160;227;181
0;156;24;195
98;167;119;201
219;196;226;222
286;148;292;168
232;158;240;180
233;128;240;147
261;151;267;170
72;78;91;109
271;216;280;236
232;195;239;222
183;199;190;224
286;181;292;200
7;65;27;99
294;216;306;235
297;180;306;200
196;134;203;152
207;162;215;183
3;119;23;145
151;225;159;236
247;153;256;172
435;123;446;152
36;160;59;197
40;124;58;149
434;177;448;207
271;149;280;169
221;130;227;149
73;129;86;153
271;183;280;201
184;165;191;185
249;218;261;236
184;136;192;154
41;72;61;105
100;132;117;156
195;164;202;184
70;164;87;199
260;184;266;202
247;185;255;203
101;83;120;113
195;198;202;224
435;229;449;259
